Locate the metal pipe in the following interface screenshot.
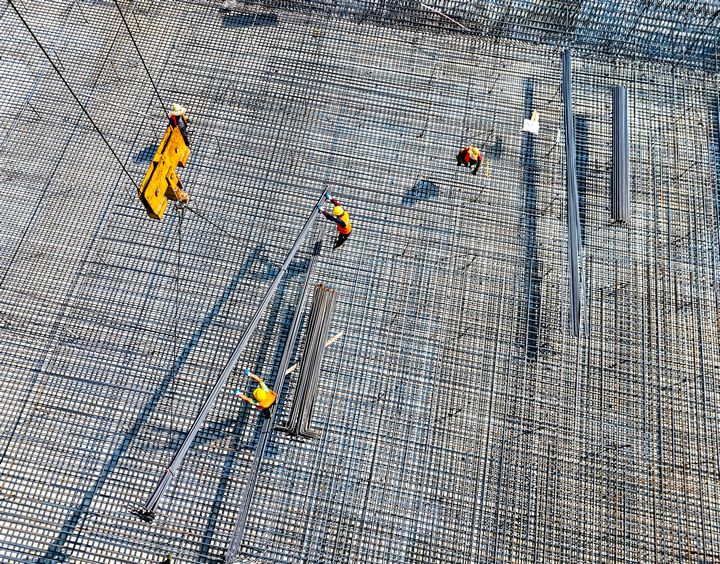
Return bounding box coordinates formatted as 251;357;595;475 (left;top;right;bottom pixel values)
612;84;629;222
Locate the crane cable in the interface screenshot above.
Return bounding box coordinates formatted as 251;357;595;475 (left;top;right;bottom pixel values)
7;0;140;193
8;0;247;247
110;0;169;119
9;0;251;425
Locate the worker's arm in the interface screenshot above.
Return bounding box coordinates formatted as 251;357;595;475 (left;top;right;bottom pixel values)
471;159;481;175
234;390;259;407
247;372;271;393
329;197;341;207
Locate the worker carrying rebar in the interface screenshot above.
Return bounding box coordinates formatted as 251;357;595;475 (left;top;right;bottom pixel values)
456;144;484;175
168;103;190;147
317;192;352;249
233;369;277;415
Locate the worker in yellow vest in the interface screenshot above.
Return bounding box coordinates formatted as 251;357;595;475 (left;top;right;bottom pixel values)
318;192;352;248
234;369;277;415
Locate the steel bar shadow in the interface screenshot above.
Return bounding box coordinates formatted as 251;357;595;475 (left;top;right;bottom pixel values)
41;246;265;563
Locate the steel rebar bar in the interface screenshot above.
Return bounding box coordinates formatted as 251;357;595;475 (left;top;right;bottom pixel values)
612;84;630;222
136;192;324;521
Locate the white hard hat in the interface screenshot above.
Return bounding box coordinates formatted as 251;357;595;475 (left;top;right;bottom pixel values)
169;103;187;116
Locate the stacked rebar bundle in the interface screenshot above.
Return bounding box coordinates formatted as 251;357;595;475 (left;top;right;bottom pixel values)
611;85;630;222
562;50;583;337
277;284;337;438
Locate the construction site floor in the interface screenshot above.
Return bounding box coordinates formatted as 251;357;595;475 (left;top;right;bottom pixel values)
0;0;719;562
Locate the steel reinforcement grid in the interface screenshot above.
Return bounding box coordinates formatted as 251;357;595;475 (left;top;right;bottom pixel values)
0;0;719;562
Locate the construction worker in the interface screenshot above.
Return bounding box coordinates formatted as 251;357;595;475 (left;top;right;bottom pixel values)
318;192;352;249
168;103;190;147
456;145;484;175
234;369;277;415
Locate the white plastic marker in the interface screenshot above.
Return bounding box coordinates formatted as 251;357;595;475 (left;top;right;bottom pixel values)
523;110;540;135
285;331;345;375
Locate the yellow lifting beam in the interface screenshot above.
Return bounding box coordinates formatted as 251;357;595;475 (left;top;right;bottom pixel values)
138;125;190;220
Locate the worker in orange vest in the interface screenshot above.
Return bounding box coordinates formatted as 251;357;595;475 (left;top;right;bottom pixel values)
318;192;352;249
168;103;190;147
456;144;484;175
234;369;277;416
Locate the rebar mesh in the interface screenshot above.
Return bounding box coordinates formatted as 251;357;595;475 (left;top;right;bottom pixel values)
0;1;719;562
242;0;720;69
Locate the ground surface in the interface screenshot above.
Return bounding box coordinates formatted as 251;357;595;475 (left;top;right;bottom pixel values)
0;1;719;562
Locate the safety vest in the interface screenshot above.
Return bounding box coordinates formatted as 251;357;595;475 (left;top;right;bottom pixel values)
169;114;187;128
257;389;277;409
337;210;352;235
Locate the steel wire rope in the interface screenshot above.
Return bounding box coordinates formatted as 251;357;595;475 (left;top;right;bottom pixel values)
8;0;249;251
110;0;169;119
7;0;139;192
9;2;252;485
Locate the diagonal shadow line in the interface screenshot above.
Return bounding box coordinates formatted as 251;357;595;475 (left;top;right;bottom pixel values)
40;246;265;563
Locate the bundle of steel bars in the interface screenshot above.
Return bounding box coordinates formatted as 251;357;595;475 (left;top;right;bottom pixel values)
278;284;337;438
611;84;630;222
562;50;583;336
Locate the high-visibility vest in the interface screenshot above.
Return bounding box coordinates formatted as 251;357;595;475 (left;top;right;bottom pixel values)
337;210;352;235
256;389;277;409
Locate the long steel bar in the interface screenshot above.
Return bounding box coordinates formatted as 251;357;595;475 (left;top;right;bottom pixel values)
278;284;337;437
225;283;336;562
275;255;324;436
562;49;583;337
137;192;324;520
611;84;629;222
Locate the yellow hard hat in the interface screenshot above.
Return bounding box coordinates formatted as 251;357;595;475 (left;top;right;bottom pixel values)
253;388;268;402
333;205;344;217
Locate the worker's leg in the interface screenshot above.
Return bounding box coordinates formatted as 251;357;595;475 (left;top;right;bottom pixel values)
178;123;190;147
333;233;349;249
